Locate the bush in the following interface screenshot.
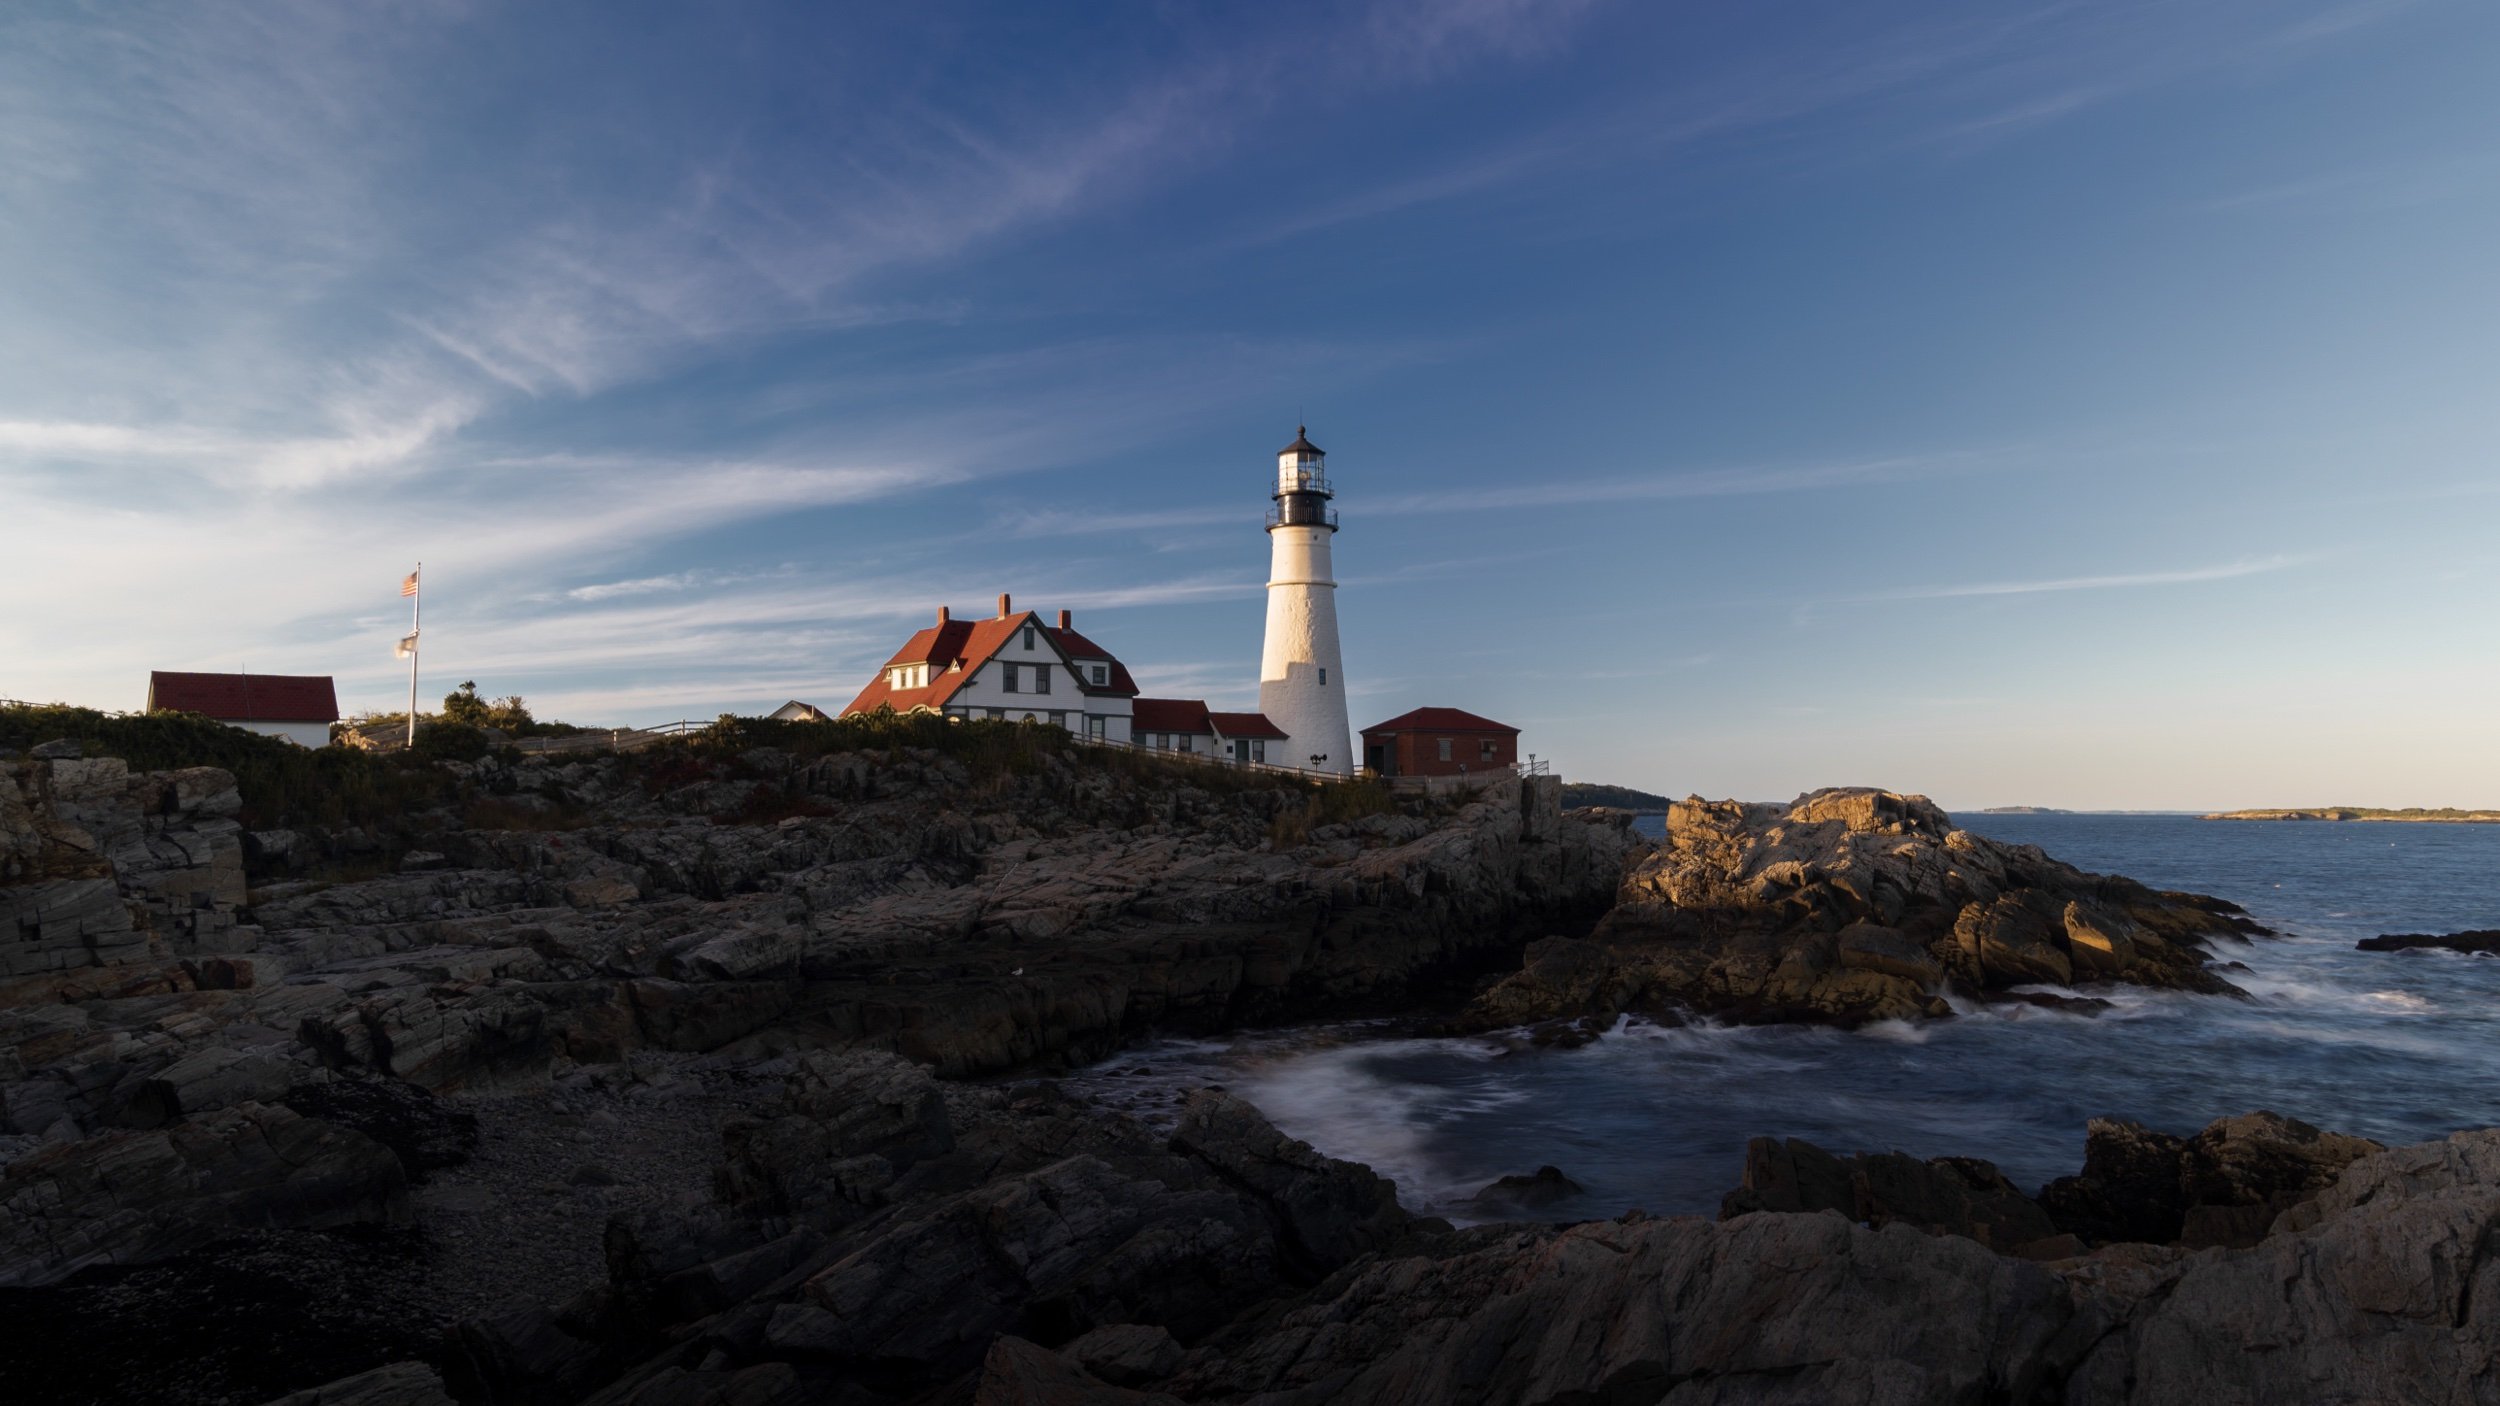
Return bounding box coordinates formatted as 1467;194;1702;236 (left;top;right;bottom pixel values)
2;703;459;833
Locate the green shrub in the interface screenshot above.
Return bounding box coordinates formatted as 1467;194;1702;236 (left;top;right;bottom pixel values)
2;703;457;832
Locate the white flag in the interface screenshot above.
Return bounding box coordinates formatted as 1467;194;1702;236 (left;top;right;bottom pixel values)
395;632;419;659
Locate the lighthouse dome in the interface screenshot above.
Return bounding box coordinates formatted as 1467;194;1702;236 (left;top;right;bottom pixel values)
1279;426;1324;459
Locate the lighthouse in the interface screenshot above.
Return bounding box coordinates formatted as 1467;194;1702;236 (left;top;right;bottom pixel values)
1259;426;1353;775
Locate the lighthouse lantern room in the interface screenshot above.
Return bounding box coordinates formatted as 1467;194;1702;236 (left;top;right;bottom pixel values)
1258;426;1354;775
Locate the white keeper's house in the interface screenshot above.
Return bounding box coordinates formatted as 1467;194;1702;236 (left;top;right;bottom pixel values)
840;595;1146;741
835;594;1293;763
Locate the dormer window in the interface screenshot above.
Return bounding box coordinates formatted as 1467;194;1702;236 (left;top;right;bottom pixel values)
1090;664;1107;686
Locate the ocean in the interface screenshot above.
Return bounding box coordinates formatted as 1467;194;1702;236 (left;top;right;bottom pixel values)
1066;813;2500;1222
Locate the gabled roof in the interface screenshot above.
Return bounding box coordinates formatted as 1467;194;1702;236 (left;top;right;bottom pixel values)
1131;698;1213;734
148;671;339;723
1362;706;1518;735
1207;711;1286;740
842;611;1138;717
1051;627;1140;696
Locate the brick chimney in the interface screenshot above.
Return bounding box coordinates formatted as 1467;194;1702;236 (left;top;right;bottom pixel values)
936;605;951;625
997;592;1012;618
1057;609;1072;630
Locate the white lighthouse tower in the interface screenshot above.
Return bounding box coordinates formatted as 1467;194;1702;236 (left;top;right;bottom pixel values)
1259;426;1353;775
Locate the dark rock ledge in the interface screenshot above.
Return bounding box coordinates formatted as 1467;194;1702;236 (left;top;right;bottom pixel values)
2359;930;2500;956
266;1053;2500;1406
1451;788;2266;1034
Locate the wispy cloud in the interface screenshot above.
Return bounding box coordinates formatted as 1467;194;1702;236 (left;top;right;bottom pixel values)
1002;450;2005;538
1855;555;2308;602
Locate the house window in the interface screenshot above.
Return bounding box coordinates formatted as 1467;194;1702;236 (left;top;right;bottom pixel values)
1437;738;1453;762
1002;664;1020;692
1252;741;1266;763
1049;712;1065;728
1087;716;1106;739
1034;666;1051;694
1022;625;1036;650
1090;664;1107;686
1480;740;1499;760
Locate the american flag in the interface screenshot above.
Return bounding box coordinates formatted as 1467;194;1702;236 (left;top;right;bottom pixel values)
401;569;420;597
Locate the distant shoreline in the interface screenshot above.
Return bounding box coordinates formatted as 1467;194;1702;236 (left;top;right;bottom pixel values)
2200;807;2500;824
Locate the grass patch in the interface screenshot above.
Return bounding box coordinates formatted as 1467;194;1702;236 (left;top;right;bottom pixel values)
1267;775;1400;848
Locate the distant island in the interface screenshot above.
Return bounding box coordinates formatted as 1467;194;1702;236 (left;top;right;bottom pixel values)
2201;807;2500;824
1975;806;2074;815
1562;782;1675;811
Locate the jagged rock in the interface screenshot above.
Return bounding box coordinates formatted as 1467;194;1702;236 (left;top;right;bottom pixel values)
0;1102;408;1285
973;1336;1177;1405
1060;1323;1185;1387
1955;892;2074;986
2357;929;2500;956
2174;1110;2383;1248
255;1361;455;1406
1164;1211;2076;1404
1167;1090;1410;1268
1721;1136;2057;1250
2065;1129;2500;1403
1457;787;2256;1031
1469;1165;1584;1213
2039;1118;2190;1246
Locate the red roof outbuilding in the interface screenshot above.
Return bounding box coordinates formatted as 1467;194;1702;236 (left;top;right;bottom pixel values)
1361;707;1518;735
148;671;340;723
1131;698;1214;735
1207;711;1287;740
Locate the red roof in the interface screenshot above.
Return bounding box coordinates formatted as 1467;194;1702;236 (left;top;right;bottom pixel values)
1132;697;1213;734
1207;710;1286;740
841;611;1138;717
148;671;339;723
1362;707;1517;736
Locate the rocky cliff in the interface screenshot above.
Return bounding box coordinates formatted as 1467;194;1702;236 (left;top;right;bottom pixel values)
2;737;1630;1300
1458;788;2262;1032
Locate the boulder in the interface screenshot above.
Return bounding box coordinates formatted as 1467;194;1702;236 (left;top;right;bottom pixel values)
1721;1136;2057;1250
2175;1111;2383;1248
1168;1090;1411;1269
2038;1118;2190;1246
972;1336;1177;1406
1954;893;2074;987
254;1361;455;1406
1469;1165;1584;1214
1059;1323;1186;1388
0;1103;409;1286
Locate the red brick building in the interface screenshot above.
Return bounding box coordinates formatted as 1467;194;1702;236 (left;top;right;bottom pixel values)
1359;707;1519;778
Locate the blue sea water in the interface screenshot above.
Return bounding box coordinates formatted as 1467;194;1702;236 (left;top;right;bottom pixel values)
1067;814;2500;1221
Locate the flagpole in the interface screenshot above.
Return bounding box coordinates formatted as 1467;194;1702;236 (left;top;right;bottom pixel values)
407;563;421;749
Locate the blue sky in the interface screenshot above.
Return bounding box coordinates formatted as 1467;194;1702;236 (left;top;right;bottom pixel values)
3;0;2496;808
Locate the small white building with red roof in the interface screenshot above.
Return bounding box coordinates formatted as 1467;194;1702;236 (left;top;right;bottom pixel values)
1131;698;1290;764
147;670;340;747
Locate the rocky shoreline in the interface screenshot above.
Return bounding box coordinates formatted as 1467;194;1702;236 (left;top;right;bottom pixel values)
5;731;2493;1404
